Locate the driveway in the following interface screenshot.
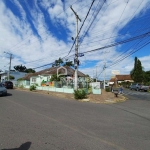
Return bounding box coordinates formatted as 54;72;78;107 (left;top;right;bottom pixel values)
0;89;150;150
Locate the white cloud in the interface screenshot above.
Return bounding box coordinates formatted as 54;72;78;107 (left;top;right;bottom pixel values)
0;0;150;80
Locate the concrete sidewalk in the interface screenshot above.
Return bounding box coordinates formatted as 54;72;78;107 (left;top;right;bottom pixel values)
15;88;126;104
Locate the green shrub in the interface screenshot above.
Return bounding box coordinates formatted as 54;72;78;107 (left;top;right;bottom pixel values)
74;89;87;99
105;87;111;92
88;87;92;94
35;83;38;86
30;85;36;91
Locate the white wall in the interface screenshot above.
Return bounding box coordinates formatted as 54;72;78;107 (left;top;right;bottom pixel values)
30;75;51;86
90;82;100;89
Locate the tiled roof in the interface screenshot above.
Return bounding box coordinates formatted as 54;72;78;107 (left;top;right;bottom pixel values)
22;73;34;81
22;66;86;80
109;75;132;82
116;75;132;80
109;78;116;82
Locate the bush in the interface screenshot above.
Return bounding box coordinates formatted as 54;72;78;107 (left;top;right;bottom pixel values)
30;85;36;91
74;89;87;99
105;87;111;92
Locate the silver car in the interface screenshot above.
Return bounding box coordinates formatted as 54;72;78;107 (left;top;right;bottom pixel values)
0;83;7;96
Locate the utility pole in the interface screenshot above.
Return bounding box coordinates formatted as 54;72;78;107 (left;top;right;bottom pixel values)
70;6;81;90
102;51;109;89
4;52;12;81
93;70;94;81
103;62;106;89
96;66;98;82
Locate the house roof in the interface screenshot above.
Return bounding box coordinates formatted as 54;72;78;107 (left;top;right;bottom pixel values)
109;77;116;82
116;75;132;81
22;66;86;80
109;75;132;82
22;73;34;81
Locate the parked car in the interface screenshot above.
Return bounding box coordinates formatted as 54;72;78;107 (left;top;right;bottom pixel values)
0;83;7;96
130;83;149;91
3;81;13;89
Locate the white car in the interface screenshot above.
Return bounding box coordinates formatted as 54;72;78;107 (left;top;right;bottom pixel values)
0;83;7;96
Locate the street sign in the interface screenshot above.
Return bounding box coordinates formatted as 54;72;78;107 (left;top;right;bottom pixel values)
78;53;84;57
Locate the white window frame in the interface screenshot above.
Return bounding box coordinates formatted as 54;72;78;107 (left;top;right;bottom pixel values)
31;78;36;83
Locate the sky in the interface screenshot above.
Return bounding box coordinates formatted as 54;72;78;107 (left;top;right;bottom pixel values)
0;0;150;80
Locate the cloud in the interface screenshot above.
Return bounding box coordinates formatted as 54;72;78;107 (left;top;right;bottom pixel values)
0;0;150;80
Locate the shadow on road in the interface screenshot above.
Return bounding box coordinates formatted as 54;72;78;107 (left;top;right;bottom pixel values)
6;93;13;96
1;142;31;150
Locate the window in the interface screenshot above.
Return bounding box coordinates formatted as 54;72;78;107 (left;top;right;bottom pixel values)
31;78;36;83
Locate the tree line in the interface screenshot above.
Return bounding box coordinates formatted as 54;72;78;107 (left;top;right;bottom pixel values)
13;65;35;73
12;58;73;73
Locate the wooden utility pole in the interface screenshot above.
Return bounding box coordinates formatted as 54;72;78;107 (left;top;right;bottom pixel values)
70;6;81;90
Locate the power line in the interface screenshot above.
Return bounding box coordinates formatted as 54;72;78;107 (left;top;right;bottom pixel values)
83;12;150;38
79;0;106;45
33;0;96;69
79;1;148;51
63;0;96;58
19;0;150;69
109;30;150;64
33;30;150;69
101;0;129;51
79;31;150;54
5;0;82;54
79;26;150;48
107;38;150;68
97;38;150;77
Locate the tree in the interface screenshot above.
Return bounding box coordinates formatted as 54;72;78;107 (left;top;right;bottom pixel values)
135;59;143;83
52;58;64;67
6;75;15;80
52;58;74;67
14;65;35;73
130;57;144;83
143;70;150;85
14;65;26;72
63;61;74;67
50;74;61;81
130;57;137;80
25;68;35;73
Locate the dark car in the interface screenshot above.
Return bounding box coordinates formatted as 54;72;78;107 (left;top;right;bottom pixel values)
3;81;13;89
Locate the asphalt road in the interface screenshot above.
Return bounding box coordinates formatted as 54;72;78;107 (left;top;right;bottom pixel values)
0;89;150;150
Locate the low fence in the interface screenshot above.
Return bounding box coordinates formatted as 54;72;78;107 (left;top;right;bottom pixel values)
16;81;101;94
92;88;101;94
23;85;74;93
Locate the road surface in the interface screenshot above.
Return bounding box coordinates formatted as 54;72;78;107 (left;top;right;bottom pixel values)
0;89;150;150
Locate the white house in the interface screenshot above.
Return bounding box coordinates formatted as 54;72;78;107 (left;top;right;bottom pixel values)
21;66;86;87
